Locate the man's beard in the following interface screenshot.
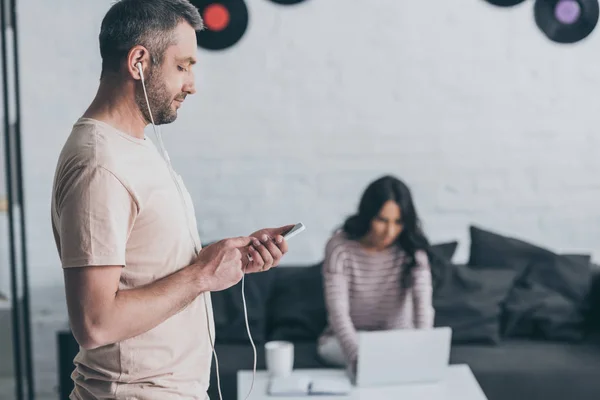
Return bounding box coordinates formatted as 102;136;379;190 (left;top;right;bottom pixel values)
135;66;178;126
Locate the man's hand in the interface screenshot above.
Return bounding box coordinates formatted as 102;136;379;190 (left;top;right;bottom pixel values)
194;236;254;291
243;225;295;273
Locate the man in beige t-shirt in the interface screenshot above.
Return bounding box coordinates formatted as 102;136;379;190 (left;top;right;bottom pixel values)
51;1;293;399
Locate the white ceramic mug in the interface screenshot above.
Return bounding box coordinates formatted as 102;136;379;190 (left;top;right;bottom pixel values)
265;341;294;377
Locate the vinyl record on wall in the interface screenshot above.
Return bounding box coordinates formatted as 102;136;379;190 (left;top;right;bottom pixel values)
483;0;527;6
266;0;310;5
192;0;249;50
534;0;599;43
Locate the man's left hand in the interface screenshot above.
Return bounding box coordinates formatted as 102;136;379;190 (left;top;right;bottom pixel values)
242;225;295;273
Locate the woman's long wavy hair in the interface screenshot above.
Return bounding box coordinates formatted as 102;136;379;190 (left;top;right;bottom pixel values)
342;175;430;289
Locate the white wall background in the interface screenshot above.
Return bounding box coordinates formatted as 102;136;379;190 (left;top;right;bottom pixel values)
10;0;600;292
0;0;599;397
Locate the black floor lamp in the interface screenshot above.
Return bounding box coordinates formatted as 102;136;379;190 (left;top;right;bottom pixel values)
0;0;35;398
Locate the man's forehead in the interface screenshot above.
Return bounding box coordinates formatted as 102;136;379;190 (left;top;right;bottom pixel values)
169;23;198;64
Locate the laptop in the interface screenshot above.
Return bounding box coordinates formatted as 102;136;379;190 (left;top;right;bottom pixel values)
353;326;452;388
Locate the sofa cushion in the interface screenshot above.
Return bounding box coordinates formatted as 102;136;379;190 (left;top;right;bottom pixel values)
429;240;459;262
468;225;591;273
211;269;276;344
428;241;459;290
502;251;592;341
466;225;593;341
468;225;543;270
267;264;327;341
434;265;518;344
522;253;591;303
502;282;587;341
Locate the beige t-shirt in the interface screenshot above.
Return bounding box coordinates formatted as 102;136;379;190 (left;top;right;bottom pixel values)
51;118;214;400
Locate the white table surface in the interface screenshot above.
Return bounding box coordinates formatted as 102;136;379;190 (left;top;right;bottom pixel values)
237;364;488;400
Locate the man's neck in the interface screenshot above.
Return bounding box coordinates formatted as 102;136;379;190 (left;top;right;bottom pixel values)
82;76;148;139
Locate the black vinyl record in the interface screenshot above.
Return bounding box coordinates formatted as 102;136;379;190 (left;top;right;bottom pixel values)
192;0;249;50
483;0;527;6
534;0;599;43
266;0;310;5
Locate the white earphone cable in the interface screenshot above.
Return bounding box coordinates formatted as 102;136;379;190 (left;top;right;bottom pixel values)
138;63;256;400
139;64;169;163
241;269;257;400
203;293;223;400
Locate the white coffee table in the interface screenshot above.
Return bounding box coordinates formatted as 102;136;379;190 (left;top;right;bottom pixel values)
237;364;487;400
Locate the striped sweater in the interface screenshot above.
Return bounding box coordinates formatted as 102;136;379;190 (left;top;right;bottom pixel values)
319;231;435;364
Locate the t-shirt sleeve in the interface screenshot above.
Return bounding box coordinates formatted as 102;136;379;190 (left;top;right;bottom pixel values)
54;165;137;268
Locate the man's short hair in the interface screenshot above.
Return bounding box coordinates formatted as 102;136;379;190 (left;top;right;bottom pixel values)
99;0;204;78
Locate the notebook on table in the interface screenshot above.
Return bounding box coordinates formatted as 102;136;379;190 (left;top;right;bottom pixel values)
268;374;352;396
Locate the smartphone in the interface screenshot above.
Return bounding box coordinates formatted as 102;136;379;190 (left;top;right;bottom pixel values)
283;222;306;240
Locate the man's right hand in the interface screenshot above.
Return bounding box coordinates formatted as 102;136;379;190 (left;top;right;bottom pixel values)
194;236;254;292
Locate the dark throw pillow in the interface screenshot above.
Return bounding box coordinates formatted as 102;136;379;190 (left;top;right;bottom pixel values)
466;225;592;342
429;241;459;262
502;282;587;342
434;264;518;344
267;264;328;342
502;253;592;341
468;225;547;270
428;241;459;292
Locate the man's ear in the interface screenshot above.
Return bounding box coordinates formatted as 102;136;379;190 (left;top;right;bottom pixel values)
127;45;150;80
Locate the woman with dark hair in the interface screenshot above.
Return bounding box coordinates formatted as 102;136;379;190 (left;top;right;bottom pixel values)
317;175;434;369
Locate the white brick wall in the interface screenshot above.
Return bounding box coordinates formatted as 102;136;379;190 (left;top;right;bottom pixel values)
10;0;600;293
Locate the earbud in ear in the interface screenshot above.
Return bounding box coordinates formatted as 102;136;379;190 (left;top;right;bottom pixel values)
136;62;144;80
